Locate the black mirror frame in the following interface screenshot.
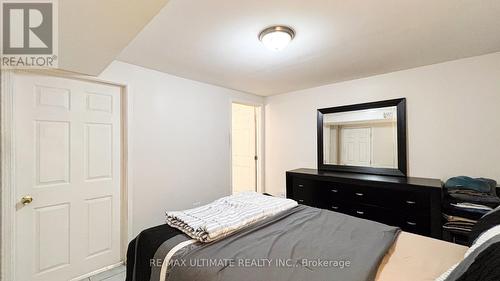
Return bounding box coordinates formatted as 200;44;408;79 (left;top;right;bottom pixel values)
317;98;407;177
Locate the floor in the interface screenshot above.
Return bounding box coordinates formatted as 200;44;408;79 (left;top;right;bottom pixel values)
81;265;126;281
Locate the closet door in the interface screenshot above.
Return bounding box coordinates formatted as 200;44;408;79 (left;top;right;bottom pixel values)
13;73;122;281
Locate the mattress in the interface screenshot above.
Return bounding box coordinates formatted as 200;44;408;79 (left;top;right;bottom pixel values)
375;232;468;281
127;205;400;281
127;208;467;281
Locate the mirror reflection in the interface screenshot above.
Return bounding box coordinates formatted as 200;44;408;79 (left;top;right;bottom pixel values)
323;106;398;168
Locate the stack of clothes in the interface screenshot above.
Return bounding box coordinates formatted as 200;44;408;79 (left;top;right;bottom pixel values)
443;176;500;234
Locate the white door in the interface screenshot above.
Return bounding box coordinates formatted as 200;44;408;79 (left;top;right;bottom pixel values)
231;103;257;193
341;127;371;166
13;73;122;281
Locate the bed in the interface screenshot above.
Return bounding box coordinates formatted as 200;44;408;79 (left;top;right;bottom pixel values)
126;194;500;281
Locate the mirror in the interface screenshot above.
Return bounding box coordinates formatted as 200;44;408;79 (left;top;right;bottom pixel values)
317;98;407;176
323;106;397;167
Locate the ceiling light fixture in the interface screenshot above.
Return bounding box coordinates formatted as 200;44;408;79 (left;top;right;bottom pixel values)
258;25;295;51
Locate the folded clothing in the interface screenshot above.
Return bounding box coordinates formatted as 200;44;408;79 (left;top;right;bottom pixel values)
447;190;500;208
165;192;298;242
443;223;475;233
445;176;497;195
443;199;490;221
443;213;477;234
449;202;493;211
443;214;477;224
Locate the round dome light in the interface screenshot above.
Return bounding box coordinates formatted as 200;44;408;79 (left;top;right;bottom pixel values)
258;26;295;51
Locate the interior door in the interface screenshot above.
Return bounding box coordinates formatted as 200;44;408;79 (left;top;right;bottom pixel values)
13;73;122;281
231;103;257;193
340;127;372;166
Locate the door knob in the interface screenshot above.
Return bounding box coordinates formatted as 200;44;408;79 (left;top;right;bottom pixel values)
21;195;33;205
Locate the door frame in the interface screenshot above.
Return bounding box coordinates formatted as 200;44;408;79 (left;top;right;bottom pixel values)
229;100;264;194
0;69;133;281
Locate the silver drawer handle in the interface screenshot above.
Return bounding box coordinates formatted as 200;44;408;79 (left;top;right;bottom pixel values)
331;206;339;210
298;184;304;188
356;211;365;215
406;200;416;205
355;193;364;196
406;221;417;226
298;199;304;203
331;189;338;193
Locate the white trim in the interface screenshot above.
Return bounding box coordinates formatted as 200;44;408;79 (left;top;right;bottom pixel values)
69;261;124;281
1;70;16;281
255;105;264;193
0;70;133;281
229;99;265;194
122;84;134;261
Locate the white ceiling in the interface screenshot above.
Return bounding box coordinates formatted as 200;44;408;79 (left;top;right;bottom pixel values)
118;0;500;96
58;0;168;75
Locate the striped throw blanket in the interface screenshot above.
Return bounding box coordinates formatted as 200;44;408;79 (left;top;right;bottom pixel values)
165;192;298;242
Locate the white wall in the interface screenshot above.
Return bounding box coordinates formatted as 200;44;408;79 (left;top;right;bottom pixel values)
99;61;264;237
99;52;500;235
265;52;500;197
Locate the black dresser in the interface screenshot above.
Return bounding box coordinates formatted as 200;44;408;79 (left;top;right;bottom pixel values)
286;168;443;239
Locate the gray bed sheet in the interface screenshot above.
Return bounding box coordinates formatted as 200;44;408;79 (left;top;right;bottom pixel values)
164;205;400;281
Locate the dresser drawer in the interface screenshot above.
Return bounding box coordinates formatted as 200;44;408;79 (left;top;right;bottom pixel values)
349;204;430;235
400;193;431;214
347;185;424;210
293;178;313;189
400;214;431;235
326;202;349;213
292;178;316;206
346;185;391;205
317;182;348;203
292;186;311;205
349;204;401;227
